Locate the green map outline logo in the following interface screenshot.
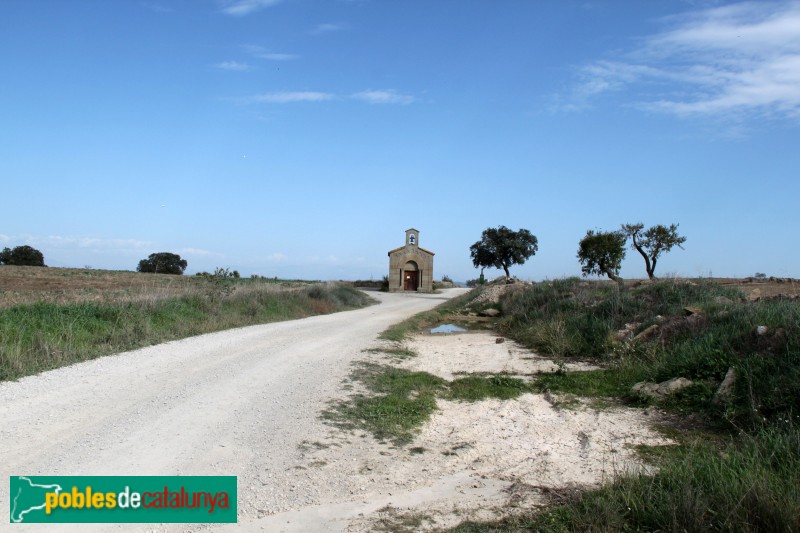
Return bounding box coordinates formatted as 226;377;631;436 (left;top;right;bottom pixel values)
10;476;63;523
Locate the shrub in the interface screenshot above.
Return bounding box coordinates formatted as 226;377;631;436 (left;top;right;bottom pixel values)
0;245;46;266
136;252;187;275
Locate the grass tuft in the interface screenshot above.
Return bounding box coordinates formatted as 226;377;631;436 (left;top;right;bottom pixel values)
324;363;446;445
448;375;532;401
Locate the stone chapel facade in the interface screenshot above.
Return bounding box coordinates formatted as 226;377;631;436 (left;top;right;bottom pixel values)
387;228;434;292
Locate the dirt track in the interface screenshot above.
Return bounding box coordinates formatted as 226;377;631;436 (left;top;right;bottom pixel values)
0;290;464;531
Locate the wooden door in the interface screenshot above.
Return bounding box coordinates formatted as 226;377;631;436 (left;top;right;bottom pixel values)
404;271;419;291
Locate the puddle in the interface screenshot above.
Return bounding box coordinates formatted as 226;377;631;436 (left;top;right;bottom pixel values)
430;324;468;334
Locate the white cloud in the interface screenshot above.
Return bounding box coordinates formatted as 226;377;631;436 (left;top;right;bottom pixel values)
178;247;223;257
46;236;153;252
311;22;349;35
219;0;282;16
215;61;252;71
241;45;298;61
267;252;288;262
256;52;296;61
563;1;800;121
141;3;173;13
1;235;153;256
351;89;415;105
243;91;335;103
236;89;414;106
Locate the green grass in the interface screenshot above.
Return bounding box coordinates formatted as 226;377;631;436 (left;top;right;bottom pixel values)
0;282;375;381
324;363;447;444
448;375;533;401
497;279;799;429
499;278;744;357
532;368;646;400
363;346;417;359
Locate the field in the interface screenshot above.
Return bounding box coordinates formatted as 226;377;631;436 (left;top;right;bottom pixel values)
715;276;800;299
0;266;374;381
0;265;313;308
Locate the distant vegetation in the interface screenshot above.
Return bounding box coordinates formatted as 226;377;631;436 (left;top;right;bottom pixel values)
0;268;375;381
622;223;686;280
467;222;684;284
470;226;538;280
577;229;627;289
0;245;46;267
136;252;187;275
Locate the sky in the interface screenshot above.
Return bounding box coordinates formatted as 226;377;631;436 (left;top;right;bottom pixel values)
2;0;799;281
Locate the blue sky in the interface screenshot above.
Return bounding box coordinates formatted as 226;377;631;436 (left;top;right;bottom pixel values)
2;0;798;281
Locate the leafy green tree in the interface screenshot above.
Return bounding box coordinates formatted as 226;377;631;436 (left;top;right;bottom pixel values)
136;252;187;275
0;245;46;266
621;223;686;280
577;230;626;289
470;226;538;280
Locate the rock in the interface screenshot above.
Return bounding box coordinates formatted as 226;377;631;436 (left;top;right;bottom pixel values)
632;377;694;399
756;325;769;336
632;381;661;398
495;337;505;344
712;367;736;406
654;315;665;323
684;306;703;316
613;329;633;342
685;313;705;327
633;324;659;342
659;377;693;395
479;308;501;317
613;322;642;341
714;296;734;305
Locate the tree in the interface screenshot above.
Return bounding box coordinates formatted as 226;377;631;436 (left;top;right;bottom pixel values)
470;226;538;280
621;223;686;280
136;252;187;275
0;245;46;266
577;230;626;289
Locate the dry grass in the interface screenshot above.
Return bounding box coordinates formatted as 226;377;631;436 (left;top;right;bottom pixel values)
0;266;310;308
0;269;374;381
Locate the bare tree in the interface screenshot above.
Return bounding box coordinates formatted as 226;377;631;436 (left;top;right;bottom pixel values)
621;223;686;280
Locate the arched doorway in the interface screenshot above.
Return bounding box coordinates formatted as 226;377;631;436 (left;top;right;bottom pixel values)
403;261;419;291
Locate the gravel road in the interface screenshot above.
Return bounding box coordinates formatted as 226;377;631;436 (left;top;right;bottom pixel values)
0;289;466;531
